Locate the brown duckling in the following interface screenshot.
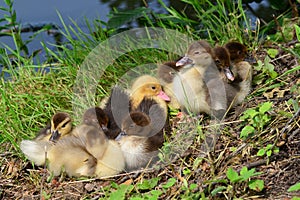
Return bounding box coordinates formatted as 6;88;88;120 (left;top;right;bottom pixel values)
213;46;235;82
130;75;170;115
157;61;179;84
157;61;182;109
224;41;253;104
20;124;125;177
116;101;167;171
34;112;72;142
224;41;247;63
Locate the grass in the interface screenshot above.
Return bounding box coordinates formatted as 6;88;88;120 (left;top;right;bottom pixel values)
1;0;300;199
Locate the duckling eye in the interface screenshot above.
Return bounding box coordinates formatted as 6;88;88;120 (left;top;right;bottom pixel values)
129;124;135;129
215;59;221;65
151;86;156;90
194;51;200;55
61;122;68;128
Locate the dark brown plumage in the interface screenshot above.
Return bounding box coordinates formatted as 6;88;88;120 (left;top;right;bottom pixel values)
103;87;132;139
224;41;247;63
82;107;109;132
116;97;169;171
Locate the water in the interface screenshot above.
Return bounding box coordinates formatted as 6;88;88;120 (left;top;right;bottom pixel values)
0;0;292;65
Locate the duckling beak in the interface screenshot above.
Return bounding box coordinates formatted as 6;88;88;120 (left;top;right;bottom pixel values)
223;67;235;81
157;90;170;101
115;131;127;141
176;56;193;67
101;125;108;132
49;130;60;142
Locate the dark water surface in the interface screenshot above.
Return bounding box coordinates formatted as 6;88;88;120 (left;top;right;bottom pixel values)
0;0;171;53
0;0;291;65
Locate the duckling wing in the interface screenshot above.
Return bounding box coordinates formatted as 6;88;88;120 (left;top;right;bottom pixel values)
20;140;50;166
103;87;131;139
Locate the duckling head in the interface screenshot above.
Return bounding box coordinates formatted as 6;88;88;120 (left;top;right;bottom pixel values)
176;40;214;68
49;112;72;142
213;46;235;81
157;61;178;84
82;107;109;131
131;75;170;108
117;111;152;140
224;41;247;63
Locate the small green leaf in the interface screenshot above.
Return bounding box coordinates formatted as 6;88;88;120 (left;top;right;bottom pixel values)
149;190;163;199
183;168;191;175
241;109;257;119
267;48;278;58
190;183;197;190
240;166;248;176
291;197;300;200
226;167;240;183
259;102;273;114
137;177;160;190
240;168;260;181
249;179;264;191
211;186;227;196
288;182;300;192
266;150;272;157
269;70;278;79
257;149;266;156
254;60;263;71
110;184;133;200
162;178;176;189
240;125;255;139
266;144;273;150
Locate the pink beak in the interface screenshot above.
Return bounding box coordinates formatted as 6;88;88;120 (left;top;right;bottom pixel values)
176;56;193;67
158;90;170;101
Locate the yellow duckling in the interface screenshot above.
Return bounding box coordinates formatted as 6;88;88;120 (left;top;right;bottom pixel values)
21;116;125;177
130;75;170;115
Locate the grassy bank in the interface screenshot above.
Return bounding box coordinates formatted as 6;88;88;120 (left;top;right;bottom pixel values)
1;0;300;199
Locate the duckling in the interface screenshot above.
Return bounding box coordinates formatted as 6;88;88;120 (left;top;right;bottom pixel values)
224;41;253;104
157;61;181;109
173;41;252;117
173;40;219;114
34;112;72;142
103;87;132;139
224;41;247;63
157;61;178;84
116;102;166;171
213;46;235;82
82;106;109;132
130;75;170;115
20;124;125;177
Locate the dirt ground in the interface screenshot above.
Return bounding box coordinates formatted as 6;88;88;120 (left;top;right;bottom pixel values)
0;42;299;199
